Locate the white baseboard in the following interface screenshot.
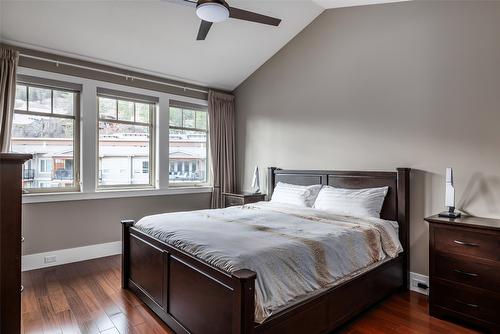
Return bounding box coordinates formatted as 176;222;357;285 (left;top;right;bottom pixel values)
409;271;429;295
22;241;122;271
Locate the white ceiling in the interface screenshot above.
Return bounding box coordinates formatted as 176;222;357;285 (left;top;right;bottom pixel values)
0;0;410;91
313;0;411;9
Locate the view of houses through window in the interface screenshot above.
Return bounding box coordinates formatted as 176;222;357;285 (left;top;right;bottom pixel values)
10;82;79;191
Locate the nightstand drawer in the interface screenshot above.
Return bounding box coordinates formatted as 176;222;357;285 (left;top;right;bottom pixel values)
224;196;243;207
432;279;500;324
434;252;500;293
243;196;264;205
434;225;500;261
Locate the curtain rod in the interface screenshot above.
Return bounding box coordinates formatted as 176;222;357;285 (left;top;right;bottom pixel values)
19;53;210;95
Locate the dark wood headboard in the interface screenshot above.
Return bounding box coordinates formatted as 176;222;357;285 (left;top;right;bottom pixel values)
267;167;411;285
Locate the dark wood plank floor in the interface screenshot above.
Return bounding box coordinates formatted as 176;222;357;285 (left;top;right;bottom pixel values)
22;255;481;334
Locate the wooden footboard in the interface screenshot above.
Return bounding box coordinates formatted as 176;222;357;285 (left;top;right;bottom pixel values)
121;220;256;334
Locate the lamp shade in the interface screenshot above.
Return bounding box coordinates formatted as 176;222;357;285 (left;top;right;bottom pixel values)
251;166;260;193
444;167;455;208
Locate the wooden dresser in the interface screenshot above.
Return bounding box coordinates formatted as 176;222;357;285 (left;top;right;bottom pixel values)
425;215;500;332
222;192;266;208
0;153;32;334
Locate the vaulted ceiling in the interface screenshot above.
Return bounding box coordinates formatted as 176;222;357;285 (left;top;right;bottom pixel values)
0;0;410;91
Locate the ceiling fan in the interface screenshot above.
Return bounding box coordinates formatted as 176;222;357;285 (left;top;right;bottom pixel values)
165;0;282;40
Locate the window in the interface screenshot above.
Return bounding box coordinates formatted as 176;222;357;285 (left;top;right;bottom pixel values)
39;159;53;173
10;76;80;192
169;100;208;185
97;88;156;188
142;161;149;174
11;70;213;201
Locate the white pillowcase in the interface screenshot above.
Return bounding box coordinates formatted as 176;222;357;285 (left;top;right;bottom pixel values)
313;186;389;218
271;182;322;207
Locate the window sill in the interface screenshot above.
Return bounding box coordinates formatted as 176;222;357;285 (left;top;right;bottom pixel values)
22;186;213;204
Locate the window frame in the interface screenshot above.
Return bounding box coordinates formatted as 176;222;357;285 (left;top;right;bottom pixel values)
168;100;209;187
12;77;81;194
96;90;157;190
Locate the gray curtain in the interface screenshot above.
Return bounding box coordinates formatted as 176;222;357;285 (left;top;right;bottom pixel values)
208;90;236;208
0;48;19;152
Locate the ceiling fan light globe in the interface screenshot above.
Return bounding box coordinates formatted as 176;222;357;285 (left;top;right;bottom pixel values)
196;2;229;23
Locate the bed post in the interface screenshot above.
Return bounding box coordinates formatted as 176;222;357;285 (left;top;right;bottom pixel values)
232;269;257;334
121;219;135;289
397;168;411;290
267;167;278;200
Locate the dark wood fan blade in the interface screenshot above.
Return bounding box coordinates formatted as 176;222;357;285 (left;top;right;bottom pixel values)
197;20;213;40
229;7;281;26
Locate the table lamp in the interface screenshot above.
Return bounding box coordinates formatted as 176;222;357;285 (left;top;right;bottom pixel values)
439;167;461;218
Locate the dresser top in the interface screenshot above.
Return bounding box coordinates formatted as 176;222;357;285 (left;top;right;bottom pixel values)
0;153;32;162
425;214;500;231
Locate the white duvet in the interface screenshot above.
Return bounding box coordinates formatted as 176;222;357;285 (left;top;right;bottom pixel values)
135;202;403;323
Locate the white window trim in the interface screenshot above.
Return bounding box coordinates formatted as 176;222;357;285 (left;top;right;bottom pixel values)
17;67;211;204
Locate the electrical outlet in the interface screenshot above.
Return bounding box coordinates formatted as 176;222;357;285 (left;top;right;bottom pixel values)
44;255;57;264
411;277;429;294
411;278;426;288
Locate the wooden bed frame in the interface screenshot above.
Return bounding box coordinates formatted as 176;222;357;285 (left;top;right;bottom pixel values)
121;167;410;334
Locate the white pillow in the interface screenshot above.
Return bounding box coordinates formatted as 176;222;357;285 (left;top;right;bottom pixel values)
313;186;389;218
271;182;322;207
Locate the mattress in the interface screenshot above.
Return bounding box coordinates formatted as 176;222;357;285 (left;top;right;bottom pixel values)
134;202;403;323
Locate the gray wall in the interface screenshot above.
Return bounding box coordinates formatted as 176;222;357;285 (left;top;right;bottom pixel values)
22;193;211;254
234;1;500;276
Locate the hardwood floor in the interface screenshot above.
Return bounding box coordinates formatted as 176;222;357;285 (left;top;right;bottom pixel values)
22;255;481;334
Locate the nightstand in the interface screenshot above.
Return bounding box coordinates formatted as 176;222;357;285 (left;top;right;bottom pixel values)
425;215;500;333
222;192;266;208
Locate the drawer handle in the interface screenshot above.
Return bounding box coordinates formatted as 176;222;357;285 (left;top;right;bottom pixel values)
453;269;479;277
21;285;24;293
453;240;479;247
454;299;478;308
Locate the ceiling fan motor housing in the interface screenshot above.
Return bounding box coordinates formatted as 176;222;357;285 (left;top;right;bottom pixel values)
196;0;230;23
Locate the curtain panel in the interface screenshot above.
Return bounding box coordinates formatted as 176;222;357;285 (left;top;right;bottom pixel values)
208;90;236;208
0;48;19;152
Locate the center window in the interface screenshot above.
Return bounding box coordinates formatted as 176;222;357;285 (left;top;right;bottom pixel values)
97;88;156;189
